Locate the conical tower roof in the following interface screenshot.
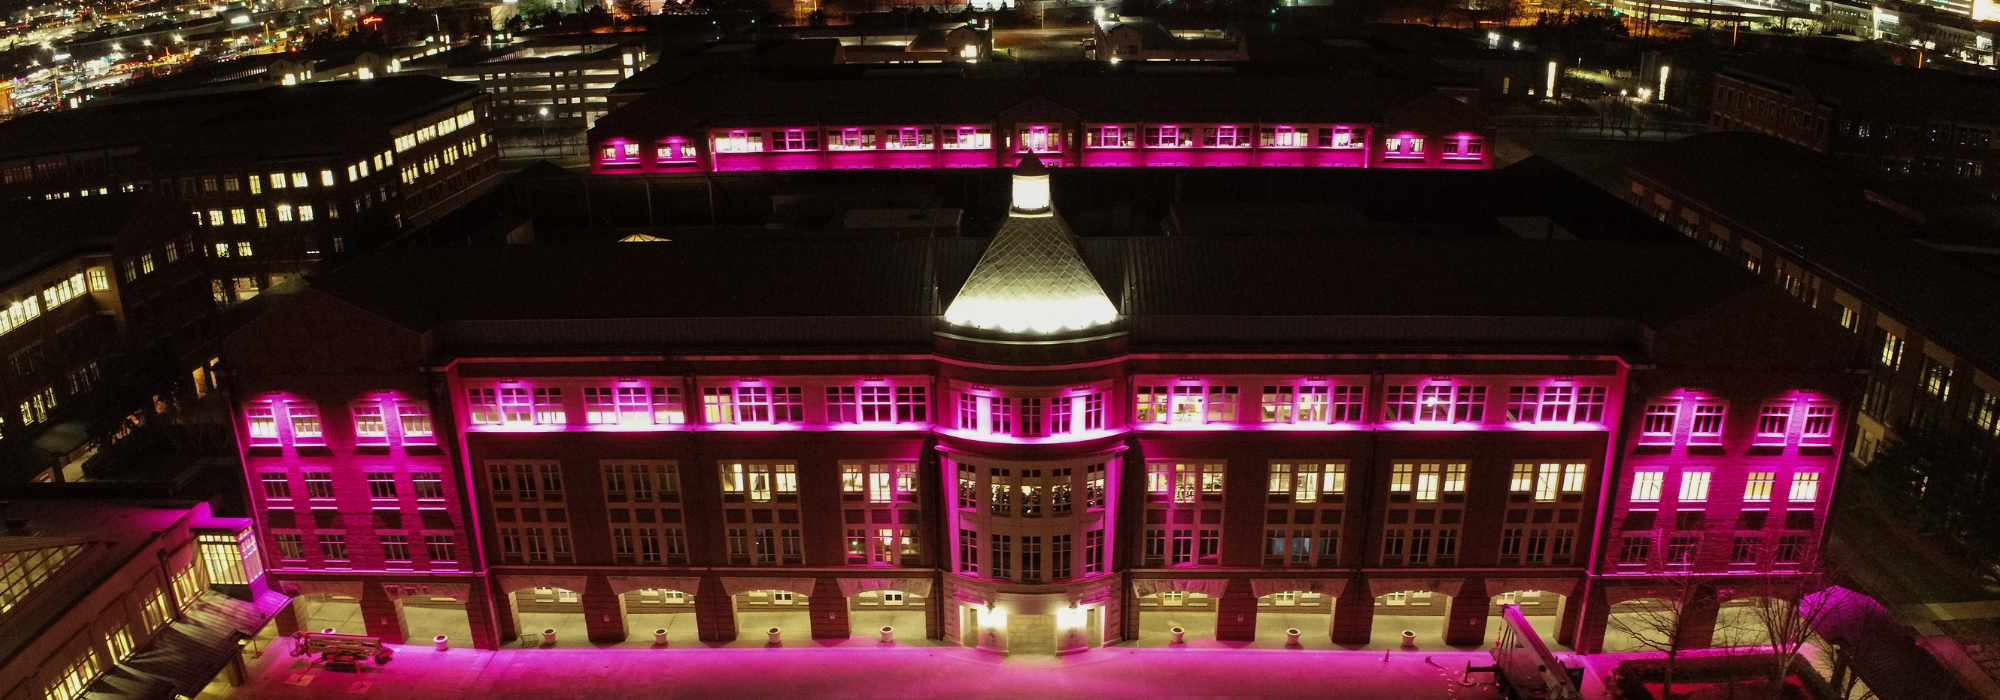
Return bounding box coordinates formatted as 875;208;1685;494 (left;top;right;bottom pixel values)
943;156;1119;334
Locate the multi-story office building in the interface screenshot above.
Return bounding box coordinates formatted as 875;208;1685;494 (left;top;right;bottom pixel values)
1628;131;2000;494
1708;54;2000;193
0;194;206;482
222;161;1854;655
397;36;657;153
0;496;280;700
0;77;498;304
586;70;1493;174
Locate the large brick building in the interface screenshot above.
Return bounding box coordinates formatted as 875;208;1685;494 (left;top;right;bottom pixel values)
221;161;1856;654
0;77;498;306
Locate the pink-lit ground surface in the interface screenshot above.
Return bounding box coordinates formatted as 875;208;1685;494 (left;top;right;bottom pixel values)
206;642;1527;700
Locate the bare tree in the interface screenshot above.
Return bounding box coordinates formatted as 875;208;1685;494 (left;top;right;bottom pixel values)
1818;639;1881;700
1608;563;1718;700
1742;546;1841;694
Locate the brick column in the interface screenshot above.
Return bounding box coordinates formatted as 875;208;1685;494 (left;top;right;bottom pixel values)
359;582;404;645
1445;578;1490;647
582;575;626;643
925;573;943;641
1573;582;1610;654
1332;578;1374;645
274;598;302;638
488;576;519;645
1558;588;1587;648
695;575;737;643
1100;575;1125;645
1215;578;1257;642
809;577;849;640
465;578;503;650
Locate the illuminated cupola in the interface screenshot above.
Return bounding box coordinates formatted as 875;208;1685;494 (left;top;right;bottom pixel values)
943;156;1119;334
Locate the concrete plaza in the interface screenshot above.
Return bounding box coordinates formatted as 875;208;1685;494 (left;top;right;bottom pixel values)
202;637;1528;700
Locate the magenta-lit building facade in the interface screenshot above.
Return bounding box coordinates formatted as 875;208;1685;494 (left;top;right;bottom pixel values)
222;166;1855;655
586;73;1494;175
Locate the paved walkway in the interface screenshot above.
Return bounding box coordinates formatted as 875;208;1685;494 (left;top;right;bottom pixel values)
206;641;1515;700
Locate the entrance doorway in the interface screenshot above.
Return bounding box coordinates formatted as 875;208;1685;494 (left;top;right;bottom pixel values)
396;596;472;648
622;588;698;647
511;587;589;648
296;593;361;635
732;589;811;646
1373;590;1449;648
1485;590;1568;650
1255;591;1335;649
848;589;927;643
1133;591;1215;647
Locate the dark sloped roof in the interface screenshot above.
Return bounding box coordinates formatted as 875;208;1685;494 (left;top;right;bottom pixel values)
1630;131;2000;369
592;71;1462;141
0;76;480;167
310;238;989;330
0;194;150;288
311;232;1759;339
1721;52;2000;124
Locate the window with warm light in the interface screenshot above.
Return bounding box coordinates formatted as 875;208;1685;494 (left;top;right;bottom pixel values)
1789;472;1820;501
721;462;796;503
1680;470;1712;501
1632;471;1665;501
1746;471;1775;501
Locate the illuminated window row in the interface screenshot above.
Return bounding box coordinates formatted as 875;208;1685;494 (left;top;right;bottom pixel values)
1629;468;1821;503
1639;396;1836;447
1137;380;1608;427
245;397;433;449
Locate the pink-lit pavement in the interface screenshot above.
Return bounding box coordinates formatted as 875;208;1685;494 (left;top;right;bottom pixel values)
214;642;1531;700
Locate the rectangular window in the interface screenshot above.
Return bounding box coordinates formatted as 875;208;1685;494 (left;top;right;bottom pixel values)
1801;404;1835;445
1135;385;1169;423
426;535;455;563
1205;385;1237;423
410;471;442;499
1620;535;1652;565
860;386;895;423
826;386;856;423
366;471;397;499
1775;535;1806;564
1170;386;1205;424
1261;386;1295;423
1018;397;1043;437
1740;471;1776;502
1732;536;1761;565
1689;404;1725;443
1680;470;1711;501
261;472;290;498
381;535;411;563
246;404;279;445
1667;535;1698;566
1789;472;1820;502
959;529;979;574
1879;331;1905;370
1021;536;1043;581
957;463;977;509
304;471;333;498
287;402;323;445
352;403;387;444
1331;385;1365;422
397;401;434;444
1757;404;1792;443
1534;463;1561;502
318;534;349;561
991;534;1011;579
1632;471;1664;502
1641;403;1678;443
702;387;735;423
1085;529;1105;573
275;533;304;559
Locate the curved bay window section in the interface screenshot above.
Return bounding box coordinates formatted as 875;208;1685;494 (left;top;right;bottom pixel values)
946;452;1121;586
943;381;1115;445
